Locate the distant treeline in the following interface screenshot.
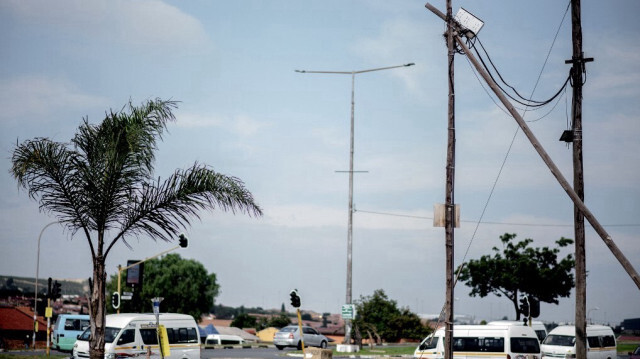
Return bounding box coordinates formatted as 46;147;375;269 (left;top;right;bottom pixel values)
0;275;88;297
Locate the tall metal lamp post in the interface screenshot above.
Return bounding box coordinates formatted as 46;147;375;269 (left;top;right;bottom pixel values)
33;221;58;350
295;63;414;344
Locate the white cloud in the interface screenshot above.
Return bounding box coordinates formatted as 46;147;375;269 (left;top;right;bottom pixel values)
4;0;210;54
586;39;640;99
0;75;108;123
353;18;445;98
176;111;268;136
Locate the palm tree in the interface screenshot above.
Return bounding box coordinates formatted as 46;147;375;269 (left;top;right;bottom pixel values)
11;98;262;359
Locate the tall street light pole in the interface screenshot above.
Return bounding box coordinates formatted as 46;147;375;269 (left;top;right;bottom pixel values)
295;63;414;344
33;221;58;350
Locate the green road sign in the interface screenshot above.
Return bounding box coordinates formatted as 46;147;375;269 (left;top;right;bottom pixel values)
341;304;356;319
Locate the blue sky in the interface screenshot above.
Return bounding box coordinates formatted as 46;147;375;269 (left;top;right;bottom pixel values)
1;0;638;325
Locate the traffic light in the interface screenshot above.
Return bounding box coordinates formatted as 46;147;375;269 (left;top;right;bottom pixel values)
112;292;120;310
51;280;62;300
178;234;188;248
528;295;540;318
519;296;529;317
290;289;301;308
47;277;52;299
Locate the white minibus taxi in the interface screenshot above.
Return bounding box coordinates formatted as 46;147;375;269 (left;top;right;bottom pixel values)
541;325;616;359
488;321;548;342
414;324;541;359
72;313;200;359
204;334;244;348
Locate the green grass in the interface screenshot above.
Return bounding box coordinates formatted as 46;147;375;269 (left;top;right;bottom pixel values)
289;344;416;356
0;354;67;359
353;345;416;356
619;342;640;353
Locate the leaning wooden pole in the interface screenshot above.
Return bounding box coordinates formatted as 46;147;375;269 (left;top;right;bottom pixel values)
450;31;640;290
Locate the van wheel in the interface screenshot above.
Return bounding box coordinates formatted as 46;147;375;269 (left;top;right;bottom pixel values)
276;345;284;350
297;341;302;350
320;341;327;349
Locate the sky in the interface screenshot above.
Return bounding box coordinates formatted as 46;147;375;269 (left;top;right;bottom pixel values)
1;0;639;326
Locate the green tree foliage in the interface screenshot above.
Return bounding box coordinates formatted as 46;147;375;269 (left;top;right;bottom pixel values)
107;254;219;319
10;99;262;359
353;289;430;343
231;313;257;328
457;233;575;320
266;314;291;329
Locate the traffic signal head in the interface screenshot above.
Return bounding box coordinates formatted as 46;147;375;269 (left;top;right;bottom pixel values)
519;296;530;317
51;280;62;300
178;234;188;248
290;290;301;308
528;295;540;318
112;292;120;310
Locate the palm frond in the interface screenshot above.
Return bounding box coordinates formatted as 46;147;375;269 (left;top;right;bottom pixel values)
71;98;178;231
10;138;94;234
107;163;262;253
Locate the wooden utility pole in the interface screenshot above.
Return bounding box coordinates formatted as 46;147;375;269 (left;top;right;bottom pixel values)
566;1;591;358
445;1;455;359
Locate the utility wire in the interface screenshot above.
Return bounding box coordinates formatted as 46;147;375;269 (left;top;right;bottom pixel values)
355;209;640;228
452;0;572;289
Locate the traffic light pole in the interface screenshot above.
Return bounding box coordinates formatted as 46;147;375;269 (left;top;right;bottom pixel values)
46;297;51;357
116;237;188;313
296;309;306;357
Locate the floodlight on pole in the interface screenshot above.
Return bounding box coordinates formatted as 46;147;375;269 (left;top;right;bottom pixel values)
295;62;415;344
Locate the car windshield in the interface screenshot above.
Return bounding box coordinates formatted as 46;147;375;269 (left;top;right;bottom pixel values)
280;327;296;332
543;335;575;347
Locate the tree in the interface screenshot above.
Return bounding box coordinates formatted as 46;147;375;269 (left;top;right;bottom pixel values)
353;289;430;344
106;253;219;319
231;313;257;329
457;233;575;320
10;99;262;359
267;314;291;329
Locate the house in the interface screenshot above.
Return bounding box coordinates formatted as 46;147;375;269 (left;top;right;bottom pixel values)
0;305;47;349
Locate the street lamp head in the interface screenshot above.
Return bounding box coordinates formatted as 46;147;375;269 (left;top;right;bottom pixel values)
295;70;306;73
405;63;415;67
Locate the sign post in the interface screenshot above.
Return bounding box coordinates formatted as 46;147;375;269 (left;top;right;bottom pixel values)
152;297;165;359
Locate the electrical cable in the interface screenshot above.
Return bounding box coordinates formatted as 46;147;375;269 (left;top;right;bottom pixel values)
355;209;640;228
452;0;572;285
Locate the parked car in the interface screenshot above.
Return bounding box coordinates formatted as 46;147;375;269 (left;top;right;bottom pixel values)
273;325;328;350
629;346;640;359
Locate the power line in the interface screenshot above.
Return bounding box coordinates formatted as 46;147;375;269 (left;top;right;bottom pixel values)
354;209;640;228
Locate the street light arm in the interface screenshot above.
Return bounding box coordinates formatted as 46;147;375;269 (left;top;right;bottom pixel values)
295;63;415;75
116;242;185;313
353;63;415;74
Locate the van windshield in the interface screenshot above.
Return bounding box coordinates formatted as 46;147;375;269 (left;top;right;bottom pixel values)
543;335;575;347
105;327;121;343
77;327;120;343
511;337;540;353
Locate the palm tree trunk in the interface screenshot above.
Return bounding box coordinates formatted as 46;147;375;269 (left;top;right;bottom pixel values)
90;256;106;359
